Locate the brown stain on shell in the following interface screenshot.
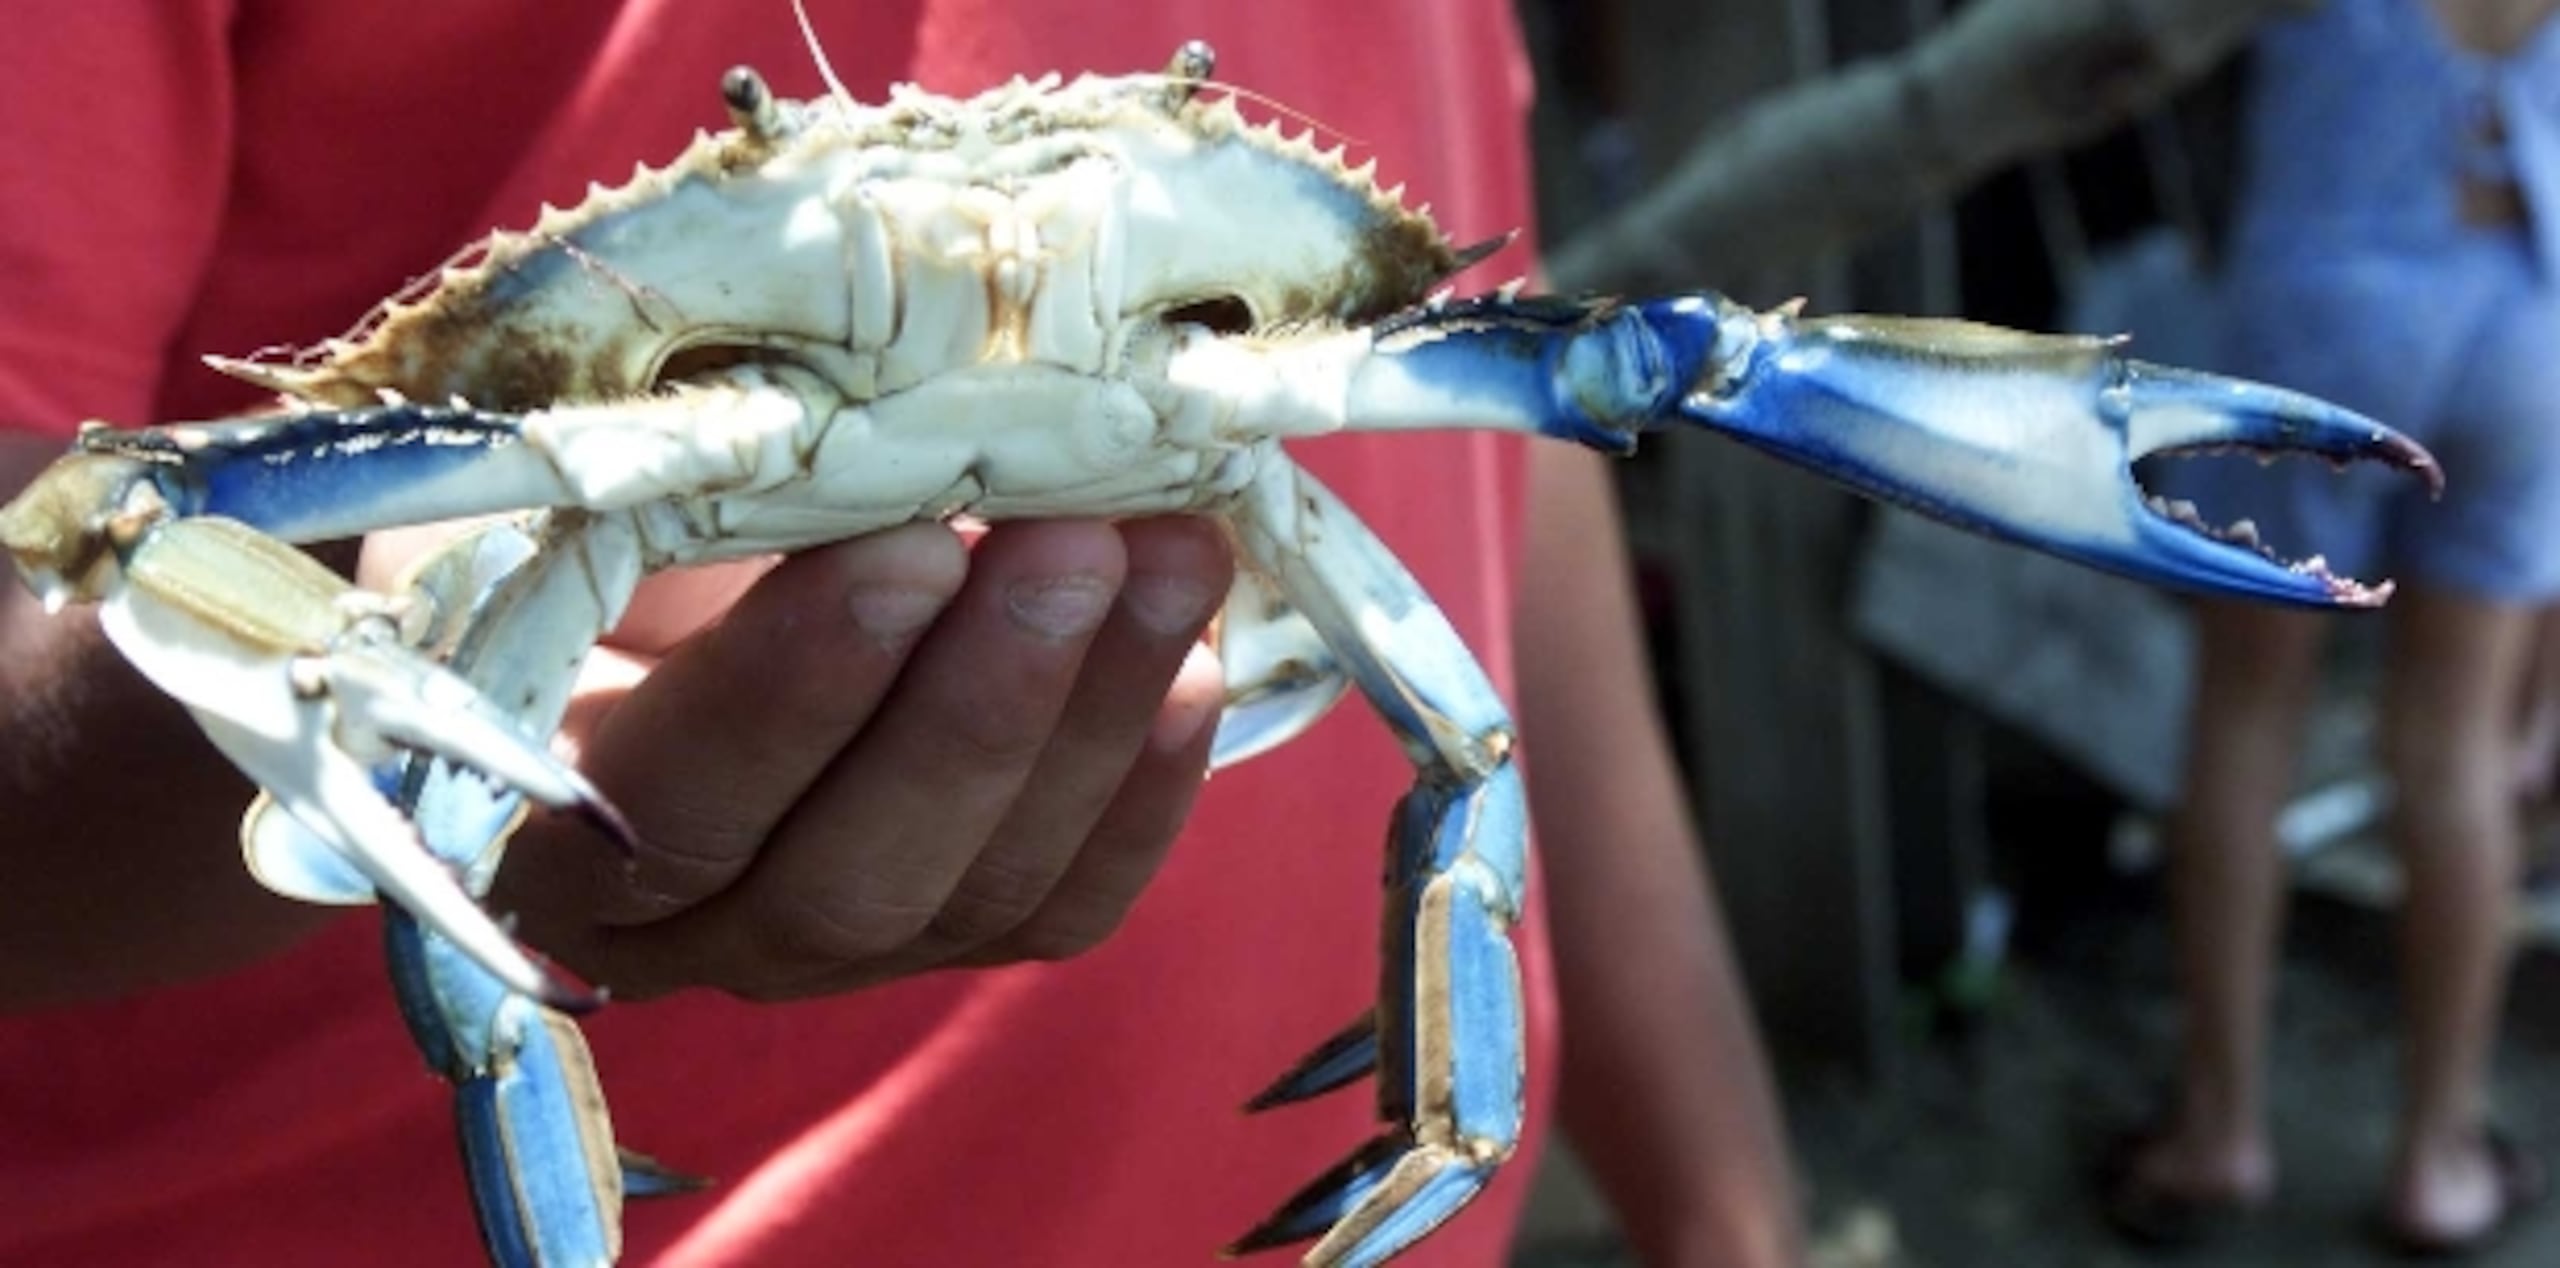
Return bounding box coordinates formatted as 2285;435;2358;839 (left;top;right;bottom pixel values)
335;295;598;412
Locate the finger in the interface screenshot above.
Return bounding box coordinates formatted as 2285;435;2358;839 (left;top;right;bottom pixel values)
973;638;1227;964
833;516;1233;969
599;519;1128;994
516;521;968;928
768;638;1227;998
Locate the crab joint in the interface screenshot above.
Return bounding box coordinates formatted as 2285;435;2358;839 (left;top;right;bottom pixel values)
0;451;172;608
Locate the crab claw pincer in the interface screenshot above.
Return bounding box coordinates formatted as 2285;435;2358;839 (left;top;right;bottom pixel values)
0;453;615;1011
1643;299;2440;608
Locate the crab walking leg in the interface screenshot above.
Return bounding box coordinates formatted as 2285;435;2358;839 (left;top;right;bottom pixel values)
390;907;629;1268
11;393;803;1265
379;511;692;1268
1211;570;1351;771
1157;293;2438;609
1224;458;1526;1268
5;436;661;1253
390;901;703;1268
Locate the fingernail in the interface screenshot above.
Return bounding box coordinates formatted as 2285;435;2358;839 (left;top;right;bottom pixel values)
1122;573;1219;636
839;525;965;640
846;586;948;639
1150;688;1218;753
1007;575;1115;639
1150;642;1224;753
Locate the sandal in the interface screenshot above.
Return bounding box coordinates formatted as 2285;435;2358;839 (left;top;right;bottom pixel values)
2373;1126;2549;1259
2096;1127;2263;1250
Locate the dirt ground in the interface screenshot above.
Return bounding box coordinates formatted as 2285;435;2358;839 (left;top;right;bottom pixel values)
1517;888;2560;1267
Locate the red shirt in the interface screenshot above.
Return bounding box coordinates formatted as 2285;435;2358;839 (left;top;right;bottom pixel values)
0;3;1554;1265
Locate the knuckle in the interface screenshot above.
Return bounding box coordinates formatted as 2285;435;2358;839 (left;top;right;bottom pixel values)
921;858;1057;947
930;707;1054;769
757;887;938;964
614;845;743;913
581;796;768;908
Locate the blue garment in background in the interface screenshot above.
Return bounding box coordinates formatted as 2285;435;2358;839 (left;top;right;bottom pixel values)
2188;0;2560;601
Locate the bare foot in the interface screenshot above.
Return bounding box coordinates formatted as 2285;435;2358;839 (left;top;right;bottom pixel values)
2129;1121;2276;1208
2102;1118;2275;1247
2384;1129;2547;1252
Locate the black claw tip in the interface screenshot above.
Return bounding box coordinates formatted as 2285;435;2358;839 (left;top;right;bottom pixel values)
578;794;644;866
1240;1083;1298;1115
1226;1135;1405;1257
2388;432;2447;500
1243;1012;1379;1113
536;970;607;1017
619;1147;717;1199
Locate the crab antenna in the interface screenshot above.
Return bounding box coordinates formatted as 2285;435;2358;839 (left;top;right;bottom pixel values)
791;0;856;112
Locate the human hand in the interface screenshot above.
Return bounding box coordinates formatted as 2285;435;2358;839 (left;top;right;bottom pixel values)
436;515;1230;1001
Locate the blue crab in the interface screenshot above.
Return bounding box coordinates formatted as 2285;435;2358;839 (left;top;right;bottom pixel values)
0;38;2435;1268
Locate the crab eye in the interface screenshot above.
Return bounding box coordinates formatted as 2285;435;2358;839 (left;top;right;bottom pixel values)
1162;295;1256;336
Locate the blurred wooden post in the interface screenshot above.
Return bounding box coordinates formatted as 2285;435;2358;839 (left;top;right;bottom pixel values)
1609;0;1903;1075
1826;0;2000;1014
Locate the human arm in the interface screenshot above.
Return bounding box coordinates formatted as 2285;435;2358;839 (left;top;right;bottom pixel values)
0;433;341;1005
1516;444;1807;1268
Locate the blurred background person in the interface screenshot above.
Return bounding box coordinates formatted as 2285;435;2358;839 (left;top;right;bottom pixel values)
2109;0;2560;1253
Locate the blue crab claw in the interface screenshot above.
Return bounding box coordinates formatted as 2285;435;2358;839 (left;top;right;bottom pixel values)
1308;295;2440;609
0;456;617;1011
1660;304;2441;608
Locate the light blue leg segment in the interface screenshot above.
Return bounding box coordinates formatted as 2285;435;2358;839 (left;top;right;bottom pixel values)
1228;461;1526;1267
391;905;702;1267
391;908;625;1268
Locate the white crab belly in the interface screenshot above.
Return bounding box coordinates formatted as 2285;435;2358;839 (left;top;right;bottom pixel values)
684;365;1261;557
